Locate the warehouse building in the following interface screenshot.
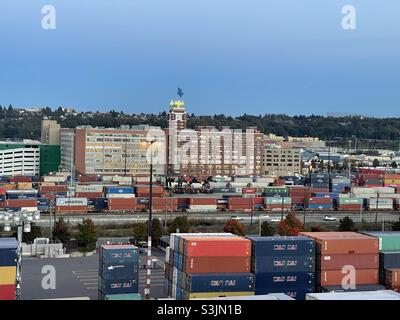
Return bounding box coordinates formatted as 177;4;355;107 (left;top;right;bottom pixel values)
60;125;166;176
263;144;301;176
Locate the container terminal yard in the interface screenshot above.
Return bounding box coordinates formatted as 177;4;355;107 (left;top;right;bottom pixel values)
1;169;400;301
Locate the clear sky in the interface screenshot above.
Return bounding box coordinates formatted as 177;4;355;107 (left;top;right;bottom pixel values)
0;1;399;116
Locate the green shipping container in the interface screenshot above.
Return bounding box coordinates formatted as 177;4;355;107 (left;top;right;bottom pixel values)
264;197;291;205
362;232;400;252
338;198;363;205
262;187;289;197
104;293;142;300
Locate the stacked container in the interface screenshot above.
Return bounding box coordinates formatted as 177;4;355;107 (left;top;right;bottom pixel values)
247;236;315;300
361;231;400;290
104;186;135;199
384;174;400;188
262;187;289;198
227;197;252;212
331;174;351;194
98;244;139;300
55;197;88;213
288;186;311;207
75;184;104;198
188;198;217;212
300;232;379;292
165;233;255;300
0;238;17;300
337;198;363;211
308;173;330;190
264;197;291;211
305;197;333;210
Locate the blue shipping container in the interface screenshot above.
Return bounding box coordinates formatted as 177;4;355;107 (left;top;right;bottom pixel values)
306;204;333;210
0;238;17;266
253;256;315;273
100;278;139;295
104;187;134;194
254;272;315;289
100;262;139;280
100;245;139;264
185;273;255;293
255;286;314;300
380;252;400;269
247;236;315;257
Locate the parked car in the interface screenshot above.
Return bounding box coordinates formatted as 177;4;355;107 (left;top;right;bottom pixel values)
324;215;337;221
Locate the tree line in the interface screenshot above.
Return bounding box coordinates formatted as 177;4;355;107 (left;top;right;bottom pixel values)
1;105;400;148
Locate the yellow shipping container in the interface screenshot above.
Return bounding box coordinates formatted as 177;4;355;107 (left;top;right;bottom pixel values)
17;182;33;190
0;266;16;285
40;182;56;187
4;184;17;190
188;291;254;300
384;179;400;184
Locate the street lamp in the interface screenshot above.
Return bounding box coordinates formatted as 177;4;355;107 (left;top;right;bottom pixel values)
0;210;41;300
140;139;158;300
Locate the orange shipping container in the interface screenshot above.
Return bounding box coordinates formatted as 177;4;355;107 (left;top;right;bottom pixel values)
300;232;379;255
39;185;68;193
55;206;88;213
385;269;400;289
17;182;33;190
4;199;37;208
4;184;17;191
183;256;251;273
319;269;379;286
319;254;379;270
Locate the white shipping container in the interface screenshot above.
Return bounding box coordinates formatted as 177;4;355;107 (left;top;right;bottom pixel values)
56;197;88;206
191;183;203;190
112;176;132;182
338;193;350;198
352;187;377;194
306;290;400;300
101;176;114;182
373;187;395;194
351;193;375;199
234;177;253;183
106;194;135;199
75;185;104;193
188;205;218;211
43;176;66;183
20;207;38;212
7;189;38;194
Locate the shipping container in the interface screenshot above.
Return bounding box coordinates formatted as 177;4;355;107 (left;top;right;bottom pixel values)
253;256;315;273
100;245;139;264
56;197;88;206
320;284;386;293
0;285;15;300
385;268;400;290
39;185;68;193
104;186;134;195
4;199;37;208
186;291;254;300
100;278;139;296
306;290;400;300
104;293;142;300
75;185;105;193
318;254;379;270
100;262;139;280
254;272;315;289
254;286;314;300
182;237;251;257
183;256;251;273
319;269;379;286
0;238;17;267
247;236;315;256
300;232;379;255
185;273;255;293
362;232;400;252
0;266;16;285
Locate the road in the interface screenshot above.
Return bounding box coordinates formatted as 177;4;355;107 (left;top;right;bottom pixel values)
34;211;400;226
20;248;166;300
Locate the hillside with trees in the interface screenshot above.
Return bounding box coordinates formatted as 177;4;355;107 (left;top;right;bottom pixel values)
1;105;400;149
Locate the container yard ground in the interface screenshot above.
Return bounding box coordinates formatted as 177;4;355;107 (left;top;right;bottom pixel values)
20;248;166;300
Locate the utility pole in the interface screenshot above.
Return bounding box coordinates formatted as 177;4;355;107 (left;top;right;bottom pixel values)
281;196;284;221
375;191;379;225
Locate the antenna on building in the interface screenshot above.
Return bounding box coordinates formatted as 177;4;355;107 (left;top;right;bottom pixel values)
177;87;184;99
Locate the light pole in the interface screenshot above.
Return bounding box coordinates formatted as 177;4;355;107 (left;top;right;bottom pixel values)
0;210;41;300
142;139;157;300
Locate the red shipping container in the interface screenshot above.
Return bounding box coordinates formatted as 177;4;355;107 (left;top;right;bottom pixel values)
183;256;251;273
338;204;363;211
265;204;291;211
78;175;98;182
108;198;137;205
0;285;15;300
75;192;103;198
359;168;385;175
319;254;379;270
242;188;256;194
4;199;37;208
228;198;252;205
306;198;333;205
189;198;217;205
108;205;138;211
134;185;164;194
10;177;32;183
319;269;379;286
177;198;190;206
0;187;5;196
309;188;330;193
300;232;379;255
182;237;251;257
40;185;68;193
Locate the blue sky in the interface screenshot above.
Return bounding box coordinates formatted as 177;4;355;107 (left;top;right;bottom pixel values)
0;1;399;116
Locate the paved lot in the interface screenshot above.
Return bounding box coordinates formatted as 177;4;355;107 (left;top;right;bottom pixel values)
21;249;166;300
